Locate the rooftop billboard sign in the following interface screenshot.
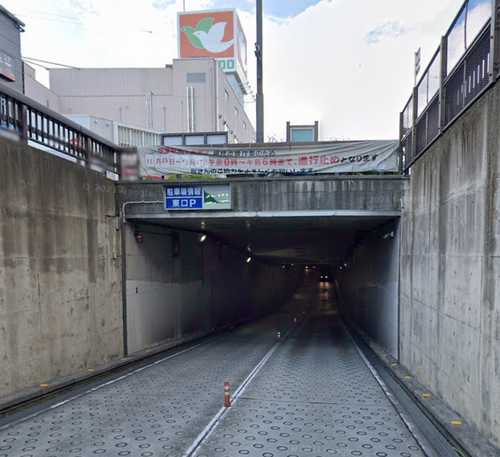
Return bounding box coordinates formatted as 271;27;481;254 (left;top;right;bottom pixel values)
178;9;247;77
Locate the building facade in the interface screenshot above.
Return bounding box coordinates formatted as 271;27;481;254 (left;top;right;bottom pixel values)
0;6;24;93
27;58;255;144
68;114;162;147
23;63;60;108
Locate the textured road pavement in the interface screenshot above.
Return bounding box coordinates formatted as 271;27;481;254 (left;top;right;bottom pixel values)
193;284;426;457
0;283;426;457
0;314;292;457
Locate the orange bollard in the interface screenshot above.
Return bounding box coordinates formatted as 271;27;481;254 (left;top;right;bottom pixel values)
224;381;231;407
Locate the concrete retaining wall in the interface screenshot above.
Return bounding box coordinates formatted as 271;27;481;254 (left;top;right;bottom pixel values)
125;223;301;354
0;137;123;399
338;221;400;358
400;82;500;446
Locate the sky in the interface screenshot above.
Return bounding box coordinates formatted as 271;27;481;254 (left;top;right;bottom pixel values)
5;0;466;141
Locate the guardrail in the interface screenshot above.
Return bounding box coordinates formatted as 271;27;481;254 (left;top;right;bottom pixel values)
0;81;121;178
400;0;500;171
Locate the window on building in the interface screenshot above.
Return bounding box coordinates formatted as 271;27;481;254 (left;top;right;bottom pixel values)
290;127;315;143
163;136;183;146
243;120;247;130
186;72;206;83
185;135;205;145
207;134;228;145
224;89;229;102
234;106;239;118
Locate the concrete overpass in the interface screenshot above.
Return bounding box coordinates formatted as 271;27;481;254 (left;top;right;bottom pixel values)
119;175;404;265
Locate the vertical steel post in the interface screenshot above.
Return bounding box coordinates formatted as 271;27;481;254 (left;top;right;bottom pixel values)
439;36;448;129
490;0;500;81
398;111;404;172
121;216;129;356
399;112;404;143
255;0;264;143
84;136;91;168
19;104;28;143
411;87;418;162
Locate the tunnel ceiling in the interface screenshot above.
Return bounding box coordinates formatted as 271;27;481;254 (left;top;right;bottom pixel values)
135;215;397;265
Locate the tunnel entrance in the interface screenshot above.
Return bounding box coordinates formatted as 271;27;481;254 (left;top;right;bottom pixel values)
123;211;400;360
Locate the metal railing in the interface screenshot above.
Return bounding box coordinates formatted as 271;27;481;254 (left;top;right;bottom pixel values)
0;81;121;177
400;0;499;171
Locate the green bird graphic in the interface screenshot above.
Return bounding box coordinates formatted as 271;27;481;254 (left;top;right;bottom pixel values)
183;16;215;50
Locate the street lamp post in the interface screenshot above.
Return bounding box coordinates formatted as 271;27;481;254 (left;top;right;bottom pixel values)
255;0;264;143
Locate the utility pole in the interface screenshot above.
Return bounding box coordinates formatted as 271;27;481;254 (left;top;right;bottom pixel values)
255;0;264;143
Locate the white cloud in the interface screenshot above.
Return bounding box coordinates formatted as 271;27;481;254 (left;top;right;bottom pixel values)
6;0;465;140
365;21;407;44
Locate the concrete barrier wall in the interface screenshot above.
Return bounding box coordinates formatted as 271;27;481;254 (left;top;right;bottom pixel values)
125;223;301;354
338;221;400;358
0;137;123;399
400;82;500;446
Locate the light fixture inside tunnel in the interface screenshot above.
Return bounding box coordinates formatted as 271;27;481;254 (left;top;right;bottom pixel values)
199;234;207;243
246;256;252;264
134;231;144;244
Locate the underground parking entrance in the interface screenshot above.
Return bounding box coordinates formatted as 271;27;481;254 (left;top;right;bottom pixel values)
102;176;476;456
0;172;478;457
119;176;404;358
114;206;473;457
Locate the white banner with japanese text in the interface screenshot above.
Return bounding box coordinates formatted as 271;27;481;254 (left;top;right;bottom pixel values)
130;140;399;179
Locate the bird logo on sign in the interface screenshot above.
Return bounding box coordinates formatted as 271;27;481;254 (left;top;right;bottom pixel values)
183;16;234;54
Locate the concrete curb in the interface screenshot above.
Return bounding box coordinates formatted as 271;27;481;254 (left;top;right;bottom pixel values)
0;323;239;414
0;333;207;412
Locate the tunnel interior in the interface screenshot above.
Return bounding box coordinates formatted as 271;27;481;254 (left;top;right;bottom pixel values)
125;214;400;358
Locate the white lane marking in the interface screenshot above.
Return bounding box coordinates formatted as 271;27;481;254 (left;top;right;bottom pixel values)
182;322;297;457
343;323;438;457
0;342;206;431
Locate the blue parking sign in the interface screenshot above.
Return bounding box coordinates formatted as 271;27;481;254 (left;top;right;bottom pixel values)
164;184;231;211
165;186;203;210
